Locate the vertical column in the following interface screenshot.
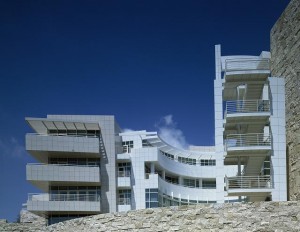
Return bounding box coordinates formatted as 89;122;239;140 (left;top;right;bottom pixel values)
99;116;118;213
269;77;287;201
150;163;155;174
214;77;225;203
215;45;222;80
179;176;183;185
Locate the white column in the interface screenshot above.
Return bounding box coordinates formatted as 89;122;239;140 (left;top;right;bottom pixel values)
150;163;155;174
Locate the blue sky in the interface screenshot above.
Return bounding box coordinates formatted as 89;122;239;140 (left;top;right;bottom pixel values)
0;0;290;222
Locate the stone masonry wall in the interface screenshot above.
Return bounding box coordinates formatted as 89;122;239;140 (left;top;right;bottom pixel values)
270;0;300;200
1;202;300;232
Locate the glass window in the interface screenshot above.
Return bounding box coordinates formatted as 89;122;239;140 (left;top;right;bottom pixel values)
202;179;216;189
118;189;131;205
145;188;159;208
118;162;131;177
178;156;196;165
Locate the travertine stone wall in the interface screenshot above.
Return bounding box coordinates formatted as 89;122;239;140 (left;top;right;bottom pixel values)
20;209;47;225
2;202;300;232
271;0;300;200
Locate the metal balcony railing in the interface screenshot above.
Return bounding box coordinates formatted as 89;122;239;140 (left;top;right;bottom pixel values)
225;133;271;150
225;175;272;190
226;100;270;115
27;163;100;167
225;58;270;72
118;170;131;177
28;193;100;202
118;198;131;205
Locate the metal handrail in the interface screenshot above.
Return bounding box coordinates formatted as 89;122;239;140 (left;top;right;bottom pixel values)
225;58;270;72
118;198;131;205
118;170;131;177
225;133;271;149
28;193;100;202
27;163;100;167
225;175;272;190
159;176;216;189
26;133;98;138
159;151;216;167
226;100;270;114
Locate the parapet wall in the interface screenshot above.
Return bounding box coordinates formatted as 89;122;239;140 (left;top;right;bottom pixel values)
270;0;300;200
1;202;300;232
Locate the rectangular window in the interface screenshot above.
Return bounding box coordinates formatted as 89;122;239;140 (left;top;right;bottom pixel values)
183;179;199;188
200;159;216;166
202;179;216;189
118;162;131;177
145;188;159;208
178;156;196;165
122;141;134;153
118;189;131;205
161;152;174;160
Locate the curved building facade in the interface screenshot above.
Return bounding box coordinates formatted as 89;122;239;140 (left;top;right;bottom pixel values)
24;45;286;224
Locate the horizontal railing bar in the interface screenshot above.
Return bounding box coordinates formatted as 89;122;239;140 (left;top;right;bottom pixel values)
225;100;270;115
225;175;272;189
225;133;272;149
27;163;100;167
26;133;98;138
159;176;216;189
28;193;100;202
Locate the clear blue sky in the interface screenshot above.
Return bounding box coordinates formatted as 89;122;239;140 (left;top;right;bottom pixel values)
0;0;290;222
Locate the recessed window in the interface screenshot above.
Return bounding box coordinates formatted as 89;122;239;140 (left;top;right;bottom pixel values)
145;188;159;208
118;189;131;205
202;179;216;189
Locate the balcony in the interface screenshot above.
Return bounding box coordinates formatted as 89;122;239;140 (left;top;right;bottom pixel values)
27;193;101;213
27;164;100;191
117;170;131;188
117;198;131;212
225;133;271;156
224;58;270;80
225;175;272;196
225;100;270;126
158;177;216;201
26;133;100;161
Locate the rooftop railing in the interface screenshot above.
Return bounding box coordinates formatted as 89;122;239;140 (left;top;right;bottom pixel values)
225;175;272;190
226;100;270;115
28;193;100;202
225;133;271;150
225;58;270;73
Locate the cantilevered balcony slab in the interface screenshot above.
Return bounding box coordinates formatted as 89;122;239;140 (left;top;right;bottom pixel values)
26;134;100;161
224;100;270;127
27;164;100;191
225;176;272;197
27;193;100;215
117;177;131;188
223;58;270;81
222;59;270;100
225;133;271;157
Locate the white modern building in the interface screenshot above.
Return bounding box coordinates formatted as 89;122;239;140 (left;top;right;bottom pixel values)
25;45;287;224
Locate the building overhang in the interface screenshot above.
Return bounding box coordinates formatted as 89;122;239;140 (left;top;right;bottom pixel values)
26;117;100;134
